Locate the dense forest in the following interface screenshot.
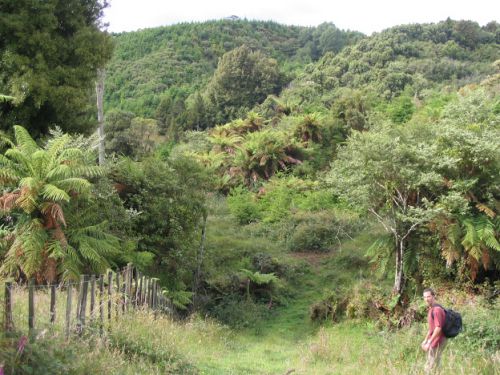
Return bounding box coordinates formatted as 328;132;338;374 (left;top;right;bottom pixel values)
0;3;499;373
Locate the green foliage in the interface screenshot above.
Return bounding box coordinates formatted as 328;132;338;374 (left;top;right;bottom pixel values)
0;126;119;282
209;296;271;328
163;289;194;310
285;210;362;252
285;19;498;107
387;94;416;124
105;110;163;158
1;332;81;375
109;155;210;289
0;0;113;136
204;45;284;124
227;186;261;224
459;300;500;352
105;20;362;118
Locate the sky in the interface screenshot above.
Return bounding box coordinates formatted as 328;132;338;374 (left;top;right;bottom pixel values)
103;0;499;35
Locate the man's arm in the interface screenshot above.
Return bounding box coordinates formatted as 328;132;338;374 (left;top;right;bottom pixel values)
427;326;442;346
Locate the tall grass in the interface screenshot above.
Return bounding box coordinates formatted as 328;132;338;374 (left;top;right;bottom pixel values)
1;282;498;374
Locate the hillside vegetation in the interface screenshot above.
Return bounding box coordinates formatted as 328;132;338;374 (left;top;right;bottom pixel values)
1;9;499;374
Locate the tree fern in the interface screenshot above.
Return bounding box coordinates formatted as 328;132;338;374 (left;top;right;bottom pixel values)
461;215;499;271
366;236;393;278
0;126;116;282
13;126;38;155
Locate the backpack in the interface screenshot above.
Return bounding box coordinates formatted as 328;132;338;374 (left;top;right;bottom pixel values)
432;304;462;338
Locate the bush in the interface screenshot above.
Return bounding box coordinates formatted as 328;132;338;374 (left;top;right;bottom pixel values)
227;186;261;224
285;210;363;252
460;300;500;352
0;332;79;375
309;291;348;322
208;297;271;328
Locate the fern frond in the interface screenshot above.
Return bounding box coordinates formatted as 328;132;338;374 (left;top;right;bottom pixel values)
46;133;70;159
56;178;91;193
5;148;32;173
59;148;85;162
15;186;38;213
0;167;20;185
13;125;39;155
47;164;72;181
41;184;71;202
19;177;39;190
366;237;393;277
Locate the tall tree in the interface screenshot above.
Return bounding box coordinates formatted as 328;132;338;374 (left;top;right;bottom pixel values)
329;123;442;296
0;0;113;136
204;45;284;124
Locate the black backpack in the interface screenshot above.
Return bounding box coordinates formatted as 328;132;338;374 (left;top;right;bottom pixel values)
432;304;462;338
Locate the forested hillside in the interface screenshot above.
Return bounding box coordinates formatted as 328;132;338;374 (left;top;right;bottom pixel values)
105;20;363;120
1;7;499;373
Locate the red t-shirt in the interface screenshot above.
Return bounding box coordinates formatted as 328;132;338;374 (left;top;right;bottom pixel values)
427;305;446;348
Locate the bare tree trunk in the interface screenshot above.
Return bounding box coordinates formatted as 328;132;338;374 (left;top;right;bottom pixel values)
393;237;405;296
96;69;105;166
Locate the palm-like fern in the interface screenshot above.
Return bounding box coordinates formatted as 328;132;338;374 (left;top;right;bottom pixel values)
0;126;116;282
433;214;500;280
461;216;500;278
294;113;324;144
234;129;304;183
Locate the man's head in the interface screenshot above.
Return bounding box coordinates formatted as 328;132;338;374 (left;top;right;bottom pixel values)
423;288;436;307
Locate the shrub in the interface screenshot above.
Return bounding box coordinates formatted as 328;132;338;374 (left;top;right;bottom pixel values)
460;300;500;353
208;296;270;328
309;292;348;322
227;186;261;224
0;332;79;375
285;210;363;252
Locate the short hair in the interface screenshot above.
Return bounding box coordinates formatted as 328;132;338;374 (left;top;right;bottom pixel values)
423;288;435;296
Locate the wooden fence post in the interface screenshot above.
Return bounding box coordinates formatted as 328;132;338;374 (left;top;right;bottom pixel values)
76;275;84;326
152;280;157;310
99;275;104;336
28;279;35;331
146;278;151;307
135;271;141;308
126;264;133;311
79;275;89;335
50;284;56;324
4;282;13;331
65;284;72;339
121;268;126;313
139;276;145;306
115;271;120;319
107;271;112;323
90;275;96;323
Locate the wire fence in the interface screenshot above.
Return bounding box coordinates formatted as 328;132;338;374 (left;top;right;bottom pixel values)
1;264;172;338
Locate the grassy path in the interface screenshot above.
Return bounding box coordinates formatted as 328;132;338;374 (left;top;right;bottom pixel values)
193;213;382;374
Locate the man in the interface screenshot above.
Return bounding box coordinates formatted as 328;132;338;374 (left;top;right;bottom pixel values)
421;288;447;373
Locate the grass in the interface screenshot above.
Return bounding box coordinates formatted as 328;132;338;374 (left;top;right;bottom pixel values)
1;198;499;374
1;275;499;374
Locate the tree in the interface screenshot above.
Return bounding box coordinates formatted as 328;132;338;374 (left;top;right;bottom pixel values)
204;45;284;124
428;89;500;280
329;88;500;295
104;110;136;156
329;123;443;296
234;129;305;184
0;0;113;136
109;155;210;289
186;92;208;131
0;126;119;282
